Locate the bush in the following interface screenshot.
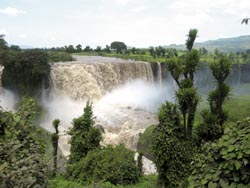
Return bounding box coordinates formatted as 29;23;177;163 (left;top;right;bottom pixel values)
151;102;198;188
0;99;48;188
66;145;140;185
188;118;250;188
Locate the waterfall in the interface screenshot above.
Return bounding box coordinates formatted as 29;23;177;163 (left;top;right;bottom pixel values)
0;65;4;93
49;56;154;101
0;65;3;88
157;62;162;86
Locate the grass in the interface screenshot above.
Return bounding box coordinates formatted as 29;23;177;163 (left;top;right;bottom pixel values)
49;175;158;188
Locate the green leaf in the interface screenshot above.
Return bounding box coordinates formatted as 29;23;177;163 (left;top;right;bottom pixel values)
219;178;229;188
208;182;217;188
235;161;241;170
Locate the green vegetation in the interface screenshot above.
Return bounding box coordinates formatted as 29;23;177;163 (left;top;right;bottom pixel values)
197;54;232;142
51;119;60;177
65;102;141;186
188;118;250;188
111;41;127;54
0;97;49;188
1;48;50;96
49;175;157;188
48;51;74;62
66;145;140;185
67;102;101;164
152;102;198;188
167;28;200;138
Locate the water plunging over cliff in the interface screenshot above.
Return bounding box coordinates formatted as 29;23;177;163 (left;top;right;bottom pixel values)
41;56;174;161
0;65;3;89
50;56;154;101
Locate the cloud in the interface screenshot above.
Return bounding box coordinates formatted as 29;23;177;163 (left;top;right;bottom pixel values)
0;29;9;36
18;33;27;39
129;6;149;13
0;7;26;16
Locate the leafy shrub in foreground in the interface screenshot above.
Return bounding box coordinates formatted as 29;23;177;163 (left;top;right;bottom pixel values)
0;98;48;188
152;102;198;188
188;118;250;188
66;145;140;185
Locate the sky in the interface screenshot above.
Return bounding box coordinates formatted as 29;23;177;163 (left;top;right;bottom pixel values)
0;0;250;48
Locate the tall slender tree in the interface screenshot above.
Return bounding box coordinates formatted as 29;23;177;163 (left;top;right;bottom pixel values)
167;29;200;138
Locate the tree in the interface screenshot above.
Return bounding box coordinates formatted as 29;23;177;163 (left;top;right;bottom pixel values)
65;45;75;53
110;41;127;54
83;45;92;52
197;54;232;142
166;29;200;139
76;44;82;53
68;102;101;164
0;35;8;66
51;119;60;177
131;47;136;54
151;102;197;188
103;45;111;53
1;49;50;96
95;46;102;52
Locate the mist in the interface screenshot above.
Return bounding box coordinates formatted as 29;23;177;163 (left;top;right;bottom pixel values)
41;79;175;129
0;89;17;111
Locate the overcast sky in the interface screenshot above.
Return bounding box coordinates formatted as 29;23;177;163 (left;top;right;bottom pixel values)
1;0;250;48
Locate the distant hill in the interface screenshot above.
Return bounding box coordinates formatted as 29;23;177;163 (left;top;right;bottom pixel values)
166;35;250;53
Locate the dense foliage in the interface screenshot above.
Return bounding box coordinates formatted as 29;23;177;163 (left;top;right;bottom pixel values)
0;98;48;188
188;118;250;188
152;102;198;188
66;145;140;185
1;48;50;96
68;102;101;164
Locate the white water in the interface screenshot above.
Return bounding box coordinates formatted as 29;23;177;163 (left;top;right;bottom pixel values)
0;89;16;111
41;79;175;156
0;66;16;111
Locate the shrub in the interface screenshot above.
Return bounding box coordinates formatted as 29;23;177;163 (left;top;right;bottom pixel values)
66;145;140;185
188;118;250;188
0;99;48;188
151;102;198;188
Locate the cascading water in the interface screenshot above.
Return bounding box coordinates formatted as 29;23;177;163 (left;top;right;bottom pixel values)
50;56;154;101
0;65;16;110
41;56;175;165
0;65;3;89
